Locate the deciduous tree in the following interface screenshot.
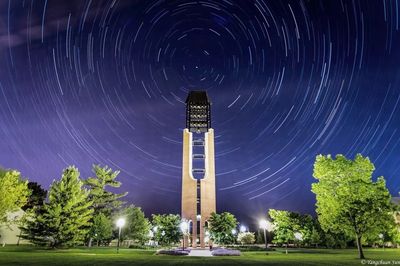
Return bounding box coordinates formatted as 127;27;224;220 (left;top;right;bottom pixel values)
208;212;238;245
89;213;113;246
151;214;181;246
120;205;150;245
0;169;30;224
312;154;395;259
22;182;47;211
269;209;295;252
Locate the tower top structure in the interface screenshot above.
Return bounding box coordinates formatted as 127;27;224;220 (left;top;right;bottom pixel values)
185;91;211;133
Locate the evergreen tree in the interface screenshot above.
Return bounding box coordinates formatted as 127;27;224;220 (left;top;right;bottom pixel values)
21;166;93;247
19;206;49;246
84;165;127;216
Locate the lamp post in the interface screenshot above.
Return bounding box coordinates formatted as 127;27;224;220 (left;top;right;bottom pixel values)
294;232;303;248
116;218;125;254
231;229;237;244
259;219;269;250
180;220;189;250
379;233;384;251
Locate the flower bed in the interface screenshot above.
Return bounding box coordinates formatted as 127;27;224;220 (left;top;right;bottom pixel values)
211;248;241;256
155;249;190;256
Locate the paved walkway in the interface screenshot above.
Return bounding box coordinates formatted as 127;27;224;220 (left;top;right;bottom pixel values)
188;249;213;257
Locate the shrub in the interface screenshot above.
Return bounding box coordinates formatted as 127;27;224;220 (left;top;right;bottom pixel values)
237;232;255;245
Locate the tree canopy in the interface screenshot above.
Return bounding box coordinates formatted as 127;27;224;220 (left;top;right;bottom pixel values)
22;182;47;211
89;213;113;246
207;212;238;245
151;214;181;246
120;205;151;245
84;165;127;216
237;232;255;245
269;209;296;248
311;154;395;259
0;169;30;224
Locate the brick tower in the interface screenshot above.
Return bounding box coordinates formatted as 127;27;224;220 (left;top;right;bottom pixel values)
181;91;216;248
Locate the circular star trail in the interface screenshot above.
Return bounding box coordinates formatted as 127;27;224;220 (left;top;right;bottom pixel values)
1;0;400;223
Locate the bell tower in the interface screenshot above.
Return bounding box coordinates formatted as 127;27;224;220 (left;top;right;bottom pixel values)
181;91;216;248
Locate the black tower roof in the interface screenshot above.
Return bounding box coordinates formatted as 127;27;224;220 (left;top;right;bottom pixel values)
185;91;210;105
185;91;211;133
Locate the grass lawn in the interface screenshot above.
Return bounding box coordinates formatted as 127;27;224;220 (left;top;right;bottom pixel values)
0;246;399;265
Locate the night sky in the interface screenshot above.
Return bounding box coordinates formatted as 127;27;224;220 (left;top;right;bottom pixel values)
1;0;400;227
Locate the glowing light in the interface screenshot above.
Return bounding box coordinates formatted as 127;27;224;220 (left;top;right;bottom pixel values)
180;221;189;233
259;219;268;230
294;232;303;241
259;219;274;231
116;218;125;228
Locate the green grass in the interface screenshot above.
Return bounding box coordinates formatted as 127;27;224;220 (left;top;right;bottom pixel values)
0;246;399;265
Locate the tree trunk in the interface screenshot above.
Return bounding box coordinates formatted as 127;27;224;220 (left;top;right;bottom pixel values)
17;232;21;246
88;237;92;248
356;235;365;259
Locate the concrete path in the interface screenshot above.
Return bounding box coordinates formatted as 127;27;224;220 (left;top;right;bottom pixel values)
188;249;213;257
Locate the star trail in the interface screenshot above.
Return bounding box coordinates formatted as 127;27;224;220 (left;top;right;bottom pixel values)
1;0;400;224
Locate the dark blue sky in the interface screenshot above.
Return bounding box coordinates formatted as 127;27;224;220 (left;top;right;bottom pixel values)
1;0;400;226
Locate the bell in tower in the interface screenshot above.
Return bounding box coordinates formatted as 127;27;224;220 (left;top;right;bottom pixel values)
185;91;211;133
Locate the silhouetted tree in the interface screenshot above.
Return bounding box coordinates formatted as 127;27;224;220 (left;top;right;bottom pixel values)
22;182;47;211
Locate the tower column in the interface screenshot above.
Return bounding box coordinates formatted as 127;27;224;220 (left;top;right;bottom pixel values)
181;129;198;247
200;129;216;248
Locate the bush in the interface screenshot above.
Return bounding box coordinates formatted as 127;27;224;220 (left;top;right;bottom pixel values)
237;232;255;245
128;244;154;250
226;245;274;251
